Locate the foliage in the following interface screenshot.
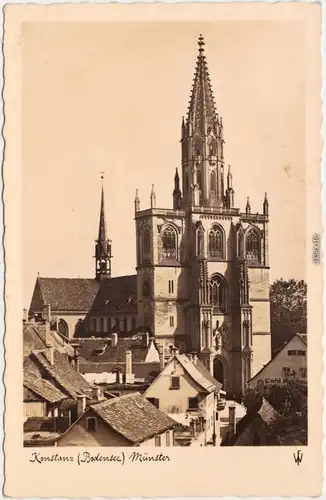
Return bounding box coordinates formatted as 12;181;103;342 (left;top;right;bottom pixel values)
270;278;307;350
244;376;307;429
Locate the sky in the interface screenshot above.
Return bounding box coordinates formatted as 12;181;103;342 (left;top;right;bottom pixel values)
22;21;306;307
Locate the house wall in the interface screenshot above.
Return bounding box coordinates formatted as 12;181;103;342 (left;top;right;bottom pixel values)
57;409;174;447
24;401;46;418
248;335;307;388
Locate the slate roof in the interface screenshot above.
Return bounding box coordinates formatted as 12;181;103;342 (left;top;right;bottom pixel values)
89;275;137;316
30;277;100;313
24;368;67;403
90;393;177;444
26;349;94;400
77;335;157;364
175;354;222;394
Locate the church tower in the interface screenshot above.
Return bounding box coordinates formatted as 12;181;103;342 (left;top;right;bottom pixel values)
134;35;271;396
95;176;112;281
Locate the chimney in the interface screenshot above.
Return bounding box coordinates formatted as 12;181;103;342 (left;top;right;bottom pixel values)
93;386;102;401
23;309;28;323
46;345;55;366
228;405;237;437
126;350;132;376
77;394;87;417
42;304;51;323
189;352;197;364
158;345;165;371
142;332;149;348
111;333;118;347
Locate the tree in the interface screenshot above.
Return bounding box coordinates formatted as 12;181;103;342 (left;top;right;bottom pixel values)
244;377;307;430
270;278;307;351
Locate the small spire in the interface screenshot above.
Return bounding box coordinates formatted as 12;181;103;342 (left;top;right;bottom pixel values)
198;34;205;54
98;174;107;243
150;184;156;209
245;197;251;214
227;165;233;190
263;192;269;216
134;189;140;212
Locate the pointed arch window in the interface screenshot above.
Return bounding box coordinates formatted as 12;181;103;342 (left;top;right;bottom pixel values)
162;225;177;260
196;169;202;190
142;227;151;263
209;140;217;157
208;224;224;259
210;170;217;195
246;229;260;263
196;226;205;258
209;274;227;313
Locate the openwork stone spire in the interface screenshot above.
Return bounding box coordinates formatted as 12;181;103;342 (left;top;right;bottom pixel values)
187;34;218;134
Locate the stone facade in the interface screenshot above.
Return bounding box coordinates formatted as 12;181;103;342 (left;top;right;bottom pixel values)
134;35;271;396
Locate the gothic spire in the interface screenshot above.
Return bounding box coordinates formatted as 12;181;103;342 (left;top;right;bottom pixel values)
150;184;156;209
245;197;251;214
263;192;269;216
95;175;112;281
173;168;182;210
134;189;140;212
187;34;218;133
98;176;107;244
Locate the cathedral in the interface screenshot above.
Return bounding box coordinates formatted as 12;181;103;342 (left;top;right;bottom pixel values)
29;35;272;396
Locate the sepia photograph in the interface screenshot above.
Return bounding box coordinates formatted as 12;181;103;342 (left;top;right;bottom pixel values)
22;21;308;448
3;3;323;497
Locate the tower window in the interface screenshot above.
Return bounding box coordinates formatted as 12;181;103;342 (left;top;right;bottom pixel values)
142;227;151;263
143;280;150;297
196;168;202;190
209;274;226;313
169;316;174;327
210;170;217;195
168;280;174;294
162;225;177;260
246;229;260;263
208;224;223;259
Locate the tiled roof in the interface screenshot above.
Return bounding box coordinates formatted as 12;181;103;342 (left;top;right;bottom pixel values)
23;322;74;360
194;357;223;393
27;349;94;399
24;368;67;403
79;361;161;380
175;354;219;393
77;335;155;364
88;275;137;316
90;393;177;444
296;333;307;345
30;277;100;312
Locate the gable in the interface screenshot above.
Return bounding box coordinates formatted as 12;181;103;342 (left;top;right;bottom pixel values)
29;280;44;314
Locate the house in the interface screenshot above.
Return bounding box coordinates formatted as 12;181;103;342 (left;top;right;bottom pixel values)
56;392;178;447
144;352;222;446
78;332;162;386
248;333;307;389
221;398;307;446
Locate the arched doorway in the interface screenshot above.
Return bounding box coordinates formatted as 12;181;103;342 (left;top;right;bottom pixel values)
213;356;228;391
58;319;69;338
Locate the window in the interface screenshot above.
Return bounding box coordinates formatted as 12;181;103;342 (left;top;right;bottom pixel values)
196;169;202;190
252;434;261;446
162;226;177;260
208;225;223;259
92;318;97;332
210;170;217;194
282;367;291;378
168;280;174;294
86;417;97;432
108;317;112;330
209;274;226;313
166;431;171;447
143;280;150;297
132;316;136;330
115;317;120;330
169;316;174;328
100;317;104;333
287;350;294;356
123;317;128;332
196;227;205;258
188;397;199;410
147;398;160;408
298;350;306;356
299;367;307;378
170;376;180;390
246;229;260;262
142;227;151;263
155;435;161;447
209;140;217;156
